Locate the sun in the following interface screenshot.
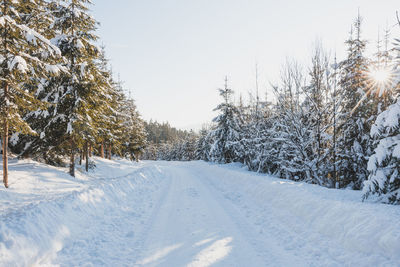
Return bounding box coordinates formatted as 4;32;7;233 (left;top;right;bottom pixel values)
366;64;394;98
352;64;394;114
369;68;391;84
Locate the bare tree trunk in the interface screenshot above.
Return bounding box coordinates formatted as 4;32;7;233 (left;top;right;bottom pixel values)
69;139;75;177
3;110;8;188
89;144;92;157
108;144;112;160
134;151;141;162
79;150;82;165
316;119;321;178
85;141;89;172
333;56;338;189
3;4;9;188
100;142;104;158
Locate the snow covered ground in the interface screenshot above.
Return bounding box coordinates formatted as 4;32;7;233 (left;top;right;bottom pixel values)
0;159;399;266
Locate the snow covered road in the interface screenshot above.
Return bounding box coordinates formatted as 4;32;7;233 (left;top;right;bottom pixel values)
135;164;268;266
133;162;400;266
1;159;400;266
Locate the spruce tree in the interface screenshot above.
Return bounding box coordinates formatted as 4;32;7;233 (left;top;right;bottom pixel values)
0;0;61;187
47;0;100;176
337;15;371;189
363;34;400;204
119;96;147;161
208;77;242;163
195;127;212;161
93;46;120;160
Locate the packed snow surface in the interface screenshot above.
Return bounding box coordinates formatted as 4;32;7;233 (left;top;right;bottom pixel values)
0;159;399;266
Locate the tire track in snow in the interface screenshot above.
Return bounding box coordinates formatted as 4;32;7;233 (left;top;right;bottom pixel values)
134;163;268;266
187;167;303;266
131;165;174;263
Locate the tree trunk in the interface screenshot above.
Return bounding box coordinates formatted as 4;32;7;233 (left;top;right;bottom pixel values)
108;144;112;160
3;82;9;188
85;141;89;172
100;142;104;158
2;0;9;188
333;59;338;189
134;150;141;162
3;114;8;188
69;139;75;177
79;150;82;165
89;144;92;157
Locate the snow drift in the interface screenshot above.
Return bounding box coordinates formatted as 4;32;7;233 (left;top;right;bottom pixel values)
0;158;164;266
197;161;400;266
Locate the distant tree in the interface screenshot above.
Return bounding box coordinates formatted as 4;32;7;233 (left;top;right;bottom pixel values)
119;97;147;161
195;127;212;161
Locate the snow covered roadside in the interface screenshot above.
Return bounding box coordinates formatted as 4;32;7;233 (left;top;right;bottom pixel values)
0;157;166;266
192;161;400;266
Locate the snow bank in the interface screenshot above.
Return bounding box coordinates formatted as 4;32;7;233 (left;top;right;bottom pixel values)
195;161;400;266
0;157;164;266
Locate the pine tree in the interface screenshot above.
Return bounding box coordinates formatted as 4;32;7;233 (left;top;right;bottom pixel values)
208;77;243;163
303;45;331;183
46;0;101;176
336;14;371;189
308;44;344;187
270;61;318;183
92;46;121;161
0;0;62;187
195;127;212;161
369;27;395;110
119;96;147;161
256;108;279;174
363;33;400;204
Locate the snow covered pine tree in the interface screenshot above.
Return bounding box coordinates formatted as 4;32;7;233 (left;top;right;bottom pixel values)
336;15;371;189
0;0;62;187
208;77;243;163
43;0;103;176
363;35;400;204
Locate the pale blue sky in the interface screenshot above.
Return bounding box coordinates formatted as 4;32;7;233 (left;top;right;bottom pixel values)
92;0;399;130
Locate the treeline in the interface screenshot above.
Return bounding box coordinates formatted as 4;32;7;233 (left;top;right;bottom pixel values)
144;120;193;145
142;121;198;160
154;15;400;204
0;0;146;188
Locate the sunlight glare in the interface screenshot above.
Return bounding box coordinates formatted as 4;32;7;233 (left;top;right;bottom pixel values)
187;237;233;267
365;64;394;98
369;68;391;84
136;243;183;265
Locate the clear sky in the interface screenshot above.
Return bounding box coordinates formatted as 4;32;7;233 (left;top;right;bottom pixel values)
92;0;399;130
